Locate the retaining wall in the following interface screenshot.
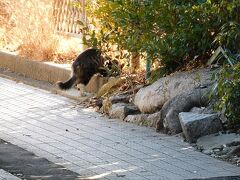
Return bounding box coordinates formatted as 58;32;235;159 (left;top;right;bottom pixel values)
0;51;71;84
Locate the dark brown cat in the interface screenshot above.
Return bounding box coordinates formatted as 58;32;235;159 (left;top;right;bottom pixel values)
56;48;107;96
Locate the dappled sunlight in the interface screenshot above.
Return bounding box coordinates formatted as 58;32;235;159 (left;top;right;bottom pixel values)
81;108;97;113
79;163;139;179
88;162;119;169
0;77;240;179
147;157;167;162
181;146;194;151
139;152;170;162
55;162;73;166
60;110;79;119
51;159;141;179
81;172;112;180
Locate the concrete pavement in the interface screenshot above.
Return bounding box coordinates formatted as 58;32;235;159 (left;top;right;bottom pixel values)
0;77;239;180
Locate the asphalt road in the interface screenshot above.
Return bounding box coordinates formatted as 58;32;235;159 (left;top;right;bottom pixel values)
0;139;81;180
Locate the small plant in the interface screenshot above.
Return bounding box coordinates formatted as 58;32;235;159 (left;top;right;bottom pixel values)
99;59;122;77
210;19;240;129
214;63;240;128
148;67;166;84
211;49;240;128
214;22;240;54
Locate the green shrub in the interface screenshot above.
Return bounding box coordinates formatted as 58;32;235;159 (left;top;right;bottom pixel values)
75;0;240;74
148;67;167;84
214;22;240;55
213;62;240;128
211;11;240;128
156;1;240;71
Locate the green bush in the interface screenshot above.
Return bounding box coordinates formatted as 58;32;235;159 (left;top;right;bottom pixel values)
76;0;240;74
213;62;240;128
155;0;240;71
211;6;240;128
214;22;240;55
148;67;167;84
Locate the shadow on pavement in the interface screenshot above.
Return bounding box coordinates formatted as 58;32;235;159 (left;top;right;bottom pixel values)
0;139;82;180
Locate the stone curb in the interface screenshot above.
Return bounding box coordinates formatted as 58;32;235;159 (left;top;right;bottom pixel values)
0;50;71;84
0;51;88;101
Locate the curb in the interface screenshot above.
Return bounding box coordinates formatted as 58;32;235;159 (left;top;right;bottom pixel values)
0;50;89;101
0;51;71;84
0;50;110;102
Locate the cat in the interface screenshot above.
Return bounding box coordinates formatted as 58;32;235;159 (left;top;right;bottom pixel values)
56;48;108;96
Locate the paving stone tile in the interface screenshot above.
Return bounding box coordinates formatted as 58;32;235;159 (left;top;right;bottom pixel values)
0;77;239;180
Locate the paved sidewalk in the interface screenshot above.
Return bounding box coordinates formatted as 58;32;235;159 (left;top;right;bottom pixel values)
0;77;239;180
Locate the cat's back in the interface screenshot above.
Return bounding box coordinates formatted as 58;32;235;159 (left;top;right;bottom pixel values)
73;48;102;67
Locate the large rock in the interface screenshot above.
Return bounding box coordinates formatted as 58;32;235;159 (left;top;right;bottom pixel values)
109;103;140;120
101;93;134;115
86;74;109;93
179;112;222;143
134;68;213;113
147;111;161;127
125;111;161;127
156;87;210;134
96;77;125;97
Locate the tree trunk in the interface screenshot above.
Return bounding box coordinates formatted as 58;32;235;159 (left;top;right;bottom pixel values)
130;52;140;73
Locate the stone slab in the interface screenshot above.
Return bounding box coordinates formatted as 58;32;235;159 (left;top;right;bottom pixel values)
179;112;222;143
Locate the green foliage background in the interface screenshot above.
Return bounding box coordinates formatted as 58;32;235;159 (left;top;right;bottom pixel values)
213;61;240;128
80;0;240;73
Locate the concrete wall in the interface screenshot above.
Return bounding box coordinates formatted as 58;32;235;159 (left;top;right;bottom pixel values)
0;51;71;84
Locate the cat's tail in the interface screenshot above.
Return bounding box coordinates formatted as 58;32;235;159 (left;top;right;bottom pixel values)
56;75;77;90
